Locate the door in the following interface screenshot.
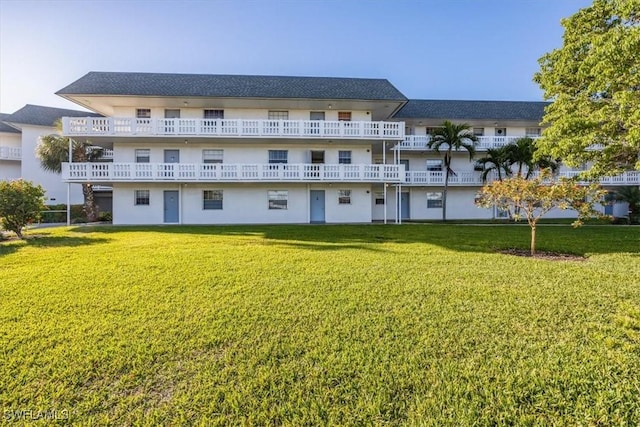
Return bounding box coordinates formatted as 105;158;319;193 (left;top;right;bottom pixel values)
310;190;325;223
309;112;325;135
164;109;180;133
164;191;179;223
162;150;180;178
401;192;410;220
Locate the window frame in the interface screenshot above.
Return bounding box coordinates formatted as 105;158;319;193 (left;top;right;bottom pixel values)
204;109;224;119
426;192;443;209
202;149;223;164
525;127;541;137
203;190;223;210
338;189;352;205
338;150;352;164
337;112;352;122
268;150;288;164
268;190;288;210
426;159;443;172
136;108;151;119
134;190;150;206
135;149;150;163
268;111;289;120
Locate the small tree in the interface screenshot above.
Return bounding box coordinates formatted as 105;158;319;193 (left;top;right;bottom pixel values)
475;170;606;255
0;179;46;239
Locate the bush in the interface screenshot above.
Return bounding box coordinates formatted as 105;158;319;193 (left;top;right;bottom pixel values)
41;204;88;223
0;179;46;239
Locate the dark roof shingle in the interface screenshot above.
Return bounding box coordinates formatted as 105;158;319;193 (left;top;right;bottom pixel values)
3;104;101;127
394;100;550;122
57;72;407;101
0;113;21;133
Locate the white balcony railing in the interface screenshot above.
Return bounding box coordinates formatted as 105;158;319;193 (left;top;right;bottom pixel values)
0;146;21;161
404;169;640;186
396;135;540;151
62;163;405;183
62;117;405;140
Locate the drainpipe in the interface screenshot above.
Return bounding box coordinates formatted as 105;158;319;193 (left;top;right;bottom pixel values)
383;140;386;224
67;137;72;226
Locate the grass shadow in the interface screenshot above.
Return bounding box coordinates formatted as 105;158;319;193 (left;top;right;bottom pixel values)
66;224;640;257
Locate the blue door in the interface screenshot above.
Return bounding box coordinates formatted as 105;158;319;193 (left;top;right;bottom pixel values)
401;192;410;220
310;190;325;223
164;190;179;223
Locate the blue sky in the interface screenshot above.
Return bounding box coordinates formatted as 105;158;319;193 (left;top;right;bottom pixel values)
0;0;591;113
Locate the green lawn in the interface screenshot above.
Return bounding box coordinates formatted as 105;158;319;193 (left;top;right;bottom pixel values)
1;224;639;425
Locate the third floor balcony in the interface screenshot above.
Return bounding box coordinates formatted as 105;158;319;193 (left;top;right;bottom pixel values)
62;117;405;140
0;146;21;161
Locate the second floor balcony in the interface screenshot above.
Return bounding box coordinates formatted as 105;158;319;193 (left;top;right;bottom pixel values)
404;169;640;186
0;146;21;161
62;162;405;183
396;135;539;151
62;117;405;140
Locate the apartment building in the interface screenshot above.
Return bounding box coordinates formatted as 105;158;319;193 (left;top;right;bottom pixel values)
6;71;634;225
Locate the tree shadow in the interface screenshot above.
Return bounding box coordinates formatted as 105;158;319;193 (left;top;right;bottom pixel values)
66;224;640;257
0;232;110;256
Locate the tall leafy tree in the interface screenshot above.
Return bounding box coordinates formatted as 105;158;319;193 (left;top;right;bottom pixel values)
534;0;640;178
37;131;103;222
428;121;477;221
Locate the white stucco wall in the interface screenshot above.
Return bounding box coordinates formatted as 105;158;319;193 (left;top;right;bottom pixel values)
112;183;372;225
110;107;372;122
113;143;373;164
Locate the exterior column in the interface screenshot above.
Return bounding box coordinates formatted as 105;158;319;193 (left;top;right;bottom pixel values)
382;140;386;224
67;138;72;226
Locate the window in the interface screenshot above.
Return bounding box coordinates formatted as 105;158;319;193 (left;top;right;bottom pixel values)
425;127;442;135
426;159;443;171
525;127;541;137
202;149;223;164
135;190;150;206
136;109;151;119
135;149;150;163
268;150;288;164
204;109;224;119
375;192;385;205
338;190;352;204
164;109;180;119
427;192;443;208
473;127;485;136
496;207;509;218
268;190;288;209
203;190;223;210
268;111;289;120
338;151;352;164
310;111;325;120
338;112;352;121
495;127;507;136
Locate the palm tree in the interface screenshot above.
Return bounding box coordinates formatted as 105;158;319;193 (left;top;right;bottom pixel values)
37;130;103;222
613;186;640;223
475;146;512;182
427;121;477;221
507;137;559;179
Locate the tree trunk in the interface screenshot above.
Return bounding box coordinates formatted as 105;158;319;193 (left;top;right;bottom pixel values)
82;183;99;222
530;224;536;256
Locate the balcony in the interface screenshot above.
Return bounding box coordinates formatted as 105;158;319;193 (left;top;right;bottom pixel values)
404;170;640;186
62;163;405;183
395;135;539;151
62;117;405;140
0;146;21;161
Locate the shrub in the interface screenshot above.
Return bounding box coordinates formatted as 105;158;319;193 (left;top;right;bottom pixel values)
0;179;46;239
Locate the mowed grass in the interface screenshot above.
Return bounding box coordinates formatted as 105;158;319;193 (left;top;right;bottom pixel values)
1;224;640;425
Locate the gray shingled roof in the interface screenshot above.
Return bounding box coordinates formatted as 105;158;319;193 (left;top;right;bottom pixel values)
393;100;550;121
57;72;408;101
3;104;101;127
0;113;21;133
